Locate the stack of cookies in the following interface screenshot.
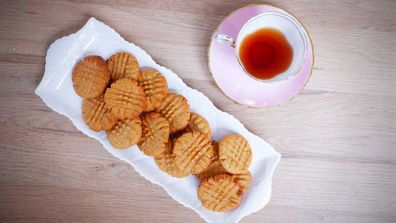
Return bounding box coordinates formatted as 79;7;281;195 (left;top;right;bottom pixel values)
71;51;253;212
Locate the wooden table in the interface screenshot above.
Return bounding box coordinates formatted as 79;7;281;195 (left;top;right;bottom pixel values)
1;1;395;222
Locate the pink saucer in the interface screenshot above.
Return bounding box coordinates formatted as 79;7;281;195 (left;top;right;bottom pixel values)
208;4;314;108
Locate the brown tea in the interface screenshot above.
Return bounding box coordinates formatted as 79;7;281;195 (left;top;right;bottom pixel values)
239;28;293;80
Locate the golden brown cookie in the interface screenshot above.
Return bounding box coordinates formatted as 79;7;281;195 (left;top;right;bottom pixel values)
139;69;168;111
104;78;147;119
138;112;169;157
106;117;142;149
156;93;190;133
82;95;117;131
185;112;211;138
154;141;190;178
219;134;252;174
107;52;140;81
232;170;252;194
72;55;110;98
198;174;241;212
173;131;214;174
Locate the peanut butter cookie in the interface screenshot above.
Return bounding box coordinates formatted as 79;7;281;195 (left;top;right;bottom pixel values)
156;93;190;133
138;112;169;157
139;69;168;111
104;78;147;119
82;95;117;131
106;117;142;149
198;174;241;212
72;55;110;98
173;131;214;174
219;134;252;174
107;52;140;81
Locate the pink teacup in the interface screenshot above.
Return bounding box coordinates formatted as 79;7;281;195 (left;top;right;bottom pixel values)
215;11;308;83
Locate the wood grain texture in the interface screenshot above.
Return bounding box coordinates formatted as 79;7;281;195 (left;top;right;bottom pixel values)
0;0;395;222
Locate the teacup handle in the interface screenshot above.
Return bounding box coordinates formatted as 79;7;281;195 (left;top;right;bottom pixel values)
215;34;236;48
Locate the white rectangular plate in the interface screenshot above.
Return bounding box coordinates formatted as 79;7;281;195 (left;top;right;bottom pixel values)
35;18;281;223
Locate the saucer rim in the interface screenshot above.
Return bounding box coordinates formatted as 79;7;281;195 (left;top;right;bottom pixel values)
207;3;315;108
